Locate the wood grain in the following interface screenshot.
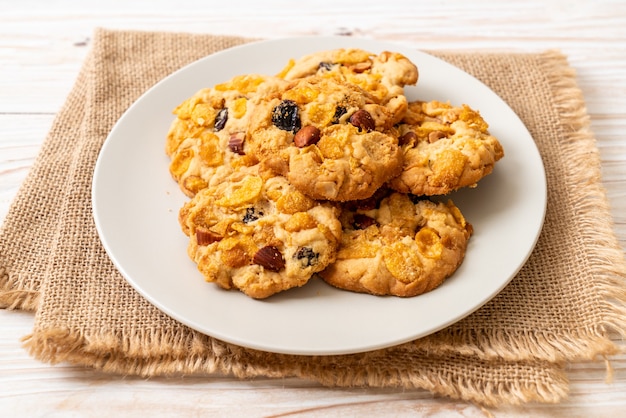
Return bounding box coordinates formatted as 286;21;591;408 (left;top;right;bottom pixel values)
1;1;625;415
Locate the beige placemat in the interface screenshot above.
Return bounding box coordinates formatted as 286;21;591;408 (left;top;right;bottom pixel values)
1;28;626;407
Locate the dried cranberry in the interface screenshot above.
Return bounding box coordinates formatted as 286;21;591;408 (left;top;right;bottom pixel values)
272;100;301;133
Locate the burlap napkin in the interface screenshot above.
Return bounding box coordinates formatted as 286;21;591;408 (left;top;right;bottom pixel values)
1;28;625;407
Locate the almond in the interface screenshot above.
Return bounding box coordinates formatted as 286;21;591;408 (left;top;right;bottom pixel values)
293;125;321;148
253;246;285;271
349;109;375;132
196;226;222;246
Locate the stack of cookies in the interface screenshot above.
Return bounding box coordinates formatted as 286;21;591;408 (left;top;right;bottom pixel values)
166;48;504;299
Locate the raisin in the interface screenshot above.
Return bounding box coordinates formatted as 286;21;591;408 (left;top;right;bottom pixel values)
352;214;377;230
318;61;334;71
272;100;301;133
294;247;319;267
214;108;228;131
242;207;263;223
331;106;347;124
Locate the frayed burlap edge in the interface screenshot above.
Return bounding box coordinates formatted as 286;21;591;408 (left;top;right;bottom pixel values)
539;50;626;348
21;327;569;407
410;50;626;363
0;268;40;311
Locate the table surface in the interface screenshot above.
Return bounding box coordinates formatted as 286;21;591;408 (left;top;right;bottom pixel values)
1;1;625;416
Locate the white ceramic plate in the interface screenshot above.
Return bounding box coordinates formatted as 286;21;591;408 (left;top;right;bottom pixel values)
92;37;546;355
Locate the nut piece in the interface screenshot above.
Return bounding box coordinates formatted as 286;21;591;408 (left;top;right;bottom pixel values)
228;133;245;155
253;246;285;271
428;131;447;143
196;226;222;246
349;109;375;132
293;125;321;148
351;61;372;73
399;131;417;146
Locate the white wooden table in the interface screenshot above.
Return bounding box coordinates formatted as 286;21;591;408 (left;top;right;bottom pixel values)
1;1;625;416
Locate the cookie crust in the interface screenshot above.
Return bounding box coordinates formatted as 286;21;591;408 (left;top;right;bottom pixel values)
247;76;404;201
179;166;342;299
166;74;288;196
319;192;473;297
278;48;418;117
389;100;504;196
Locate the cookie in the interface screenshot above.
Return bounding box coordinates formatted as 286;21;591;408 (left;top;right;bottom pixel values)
389;100;505;196
178;165;342;299
247;75;403;201
319;190;473;297
166;74;289;196
277;48;418;124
